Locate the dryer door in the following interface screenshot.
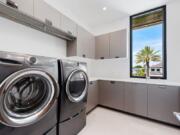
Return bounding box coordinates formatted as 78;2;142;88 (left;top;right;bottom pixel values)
66;69;88;103
0;68;59;127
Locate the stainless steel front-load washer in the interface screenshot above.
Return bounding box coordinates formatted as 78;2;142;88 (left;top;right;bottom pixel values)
58;59;89;135
0;51;59;135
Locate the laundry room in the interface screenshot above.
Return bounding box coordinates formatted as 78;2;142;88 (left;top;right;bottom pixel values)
0;0;179;135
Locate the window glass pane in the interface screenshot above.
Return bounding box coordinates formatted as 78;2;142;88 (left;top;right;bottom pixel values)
130;7;166;79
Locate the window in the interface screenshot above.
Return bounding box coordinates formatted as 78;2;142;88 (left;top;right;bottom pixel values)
130;6;166;79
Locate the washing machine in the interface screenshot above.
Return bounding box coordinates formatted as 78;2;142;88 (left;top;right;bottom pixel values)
58;59;89;135
0;51;59;135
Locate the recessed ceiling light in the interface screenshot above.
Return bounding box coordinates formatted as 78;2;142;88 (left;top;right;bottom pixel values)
102;6;107;11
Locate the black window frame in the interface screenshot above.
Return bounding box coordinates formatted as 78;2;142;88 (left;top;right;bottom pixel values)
130;6;167;79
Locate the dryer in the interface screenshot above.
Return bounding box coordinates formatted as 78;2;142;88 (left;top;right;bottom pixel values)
0;51;59;135
58;59;89;135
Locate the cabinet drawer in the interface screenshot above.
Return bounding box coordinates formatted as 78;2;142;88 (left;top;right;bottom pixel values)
34;0;61;29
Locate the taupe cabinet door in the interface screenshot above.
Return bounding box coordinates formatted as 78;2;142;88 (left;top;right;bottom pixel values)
34;0;61;29
95;34;110;59
67;26;95;58
110;29;127;58
5;0;34;16
99;81;124;110
148;85;180;125
61;15;77;37
124;83;148;117
87;81;99;113
77;26;95;58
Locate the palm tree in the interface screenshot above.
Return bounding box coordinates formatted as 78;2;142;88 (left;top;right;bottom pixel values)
136;46;161;78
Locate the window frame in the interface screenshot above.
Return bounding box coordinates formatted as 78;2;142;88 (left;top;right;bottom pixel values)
130;6;167;79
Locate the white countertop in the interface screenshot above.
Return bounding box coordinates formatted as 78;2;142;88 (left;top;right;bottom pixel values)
89;77;180;86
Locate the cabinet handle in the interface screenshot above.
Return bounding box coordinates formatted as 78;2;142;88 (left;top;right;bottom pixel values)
100;57;104;59
115;56;119;58
45;19;53;26
6;0;18;9
82;54;86;58
158;85;167;89
110;81;115;84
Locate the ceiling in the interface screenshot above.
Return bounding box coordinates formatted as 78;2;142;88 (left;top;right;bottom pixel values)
45;0;174;35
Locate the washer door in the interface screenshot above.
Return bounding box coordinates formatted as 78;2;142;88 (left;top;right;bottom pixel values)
0;68;59;127
66;69;88;103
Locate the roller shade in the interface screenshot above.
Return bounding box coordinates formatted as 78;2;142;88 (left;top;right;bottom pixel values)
132;8;164;29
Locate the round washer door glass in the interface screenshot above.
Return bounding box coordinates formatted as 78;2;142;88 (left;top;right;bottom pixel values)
0;69;58;127
66;69;88;103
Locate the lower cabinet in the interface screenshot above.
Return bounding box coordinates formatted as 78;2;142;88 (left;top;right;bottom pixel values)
99;81;124;111
124;83;148;117
88;80;180;126
148;85;180;125
86;81;99;113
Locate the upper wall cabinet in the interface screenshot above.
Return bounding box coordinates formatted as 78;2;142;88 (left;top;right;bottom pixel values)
67;25;95;58
61;15;77;37
95;29;127;59
34;0;61;29
3;0;34;16
95;34;110;59
110;29;127;58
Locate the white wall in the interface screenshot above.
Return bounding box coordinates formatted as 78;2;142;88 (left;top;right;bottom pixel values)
166;0;180;82
93;17;129;36
0;17;67;58
91;0;180;83
0;17;96;77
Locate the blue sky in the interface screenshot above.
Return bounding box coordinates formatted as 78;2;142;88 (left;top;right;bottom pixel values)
132;24;163;67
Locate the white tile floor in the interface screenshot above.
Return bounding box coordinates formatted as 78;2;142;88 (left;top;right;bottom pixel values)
79;107;180;135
